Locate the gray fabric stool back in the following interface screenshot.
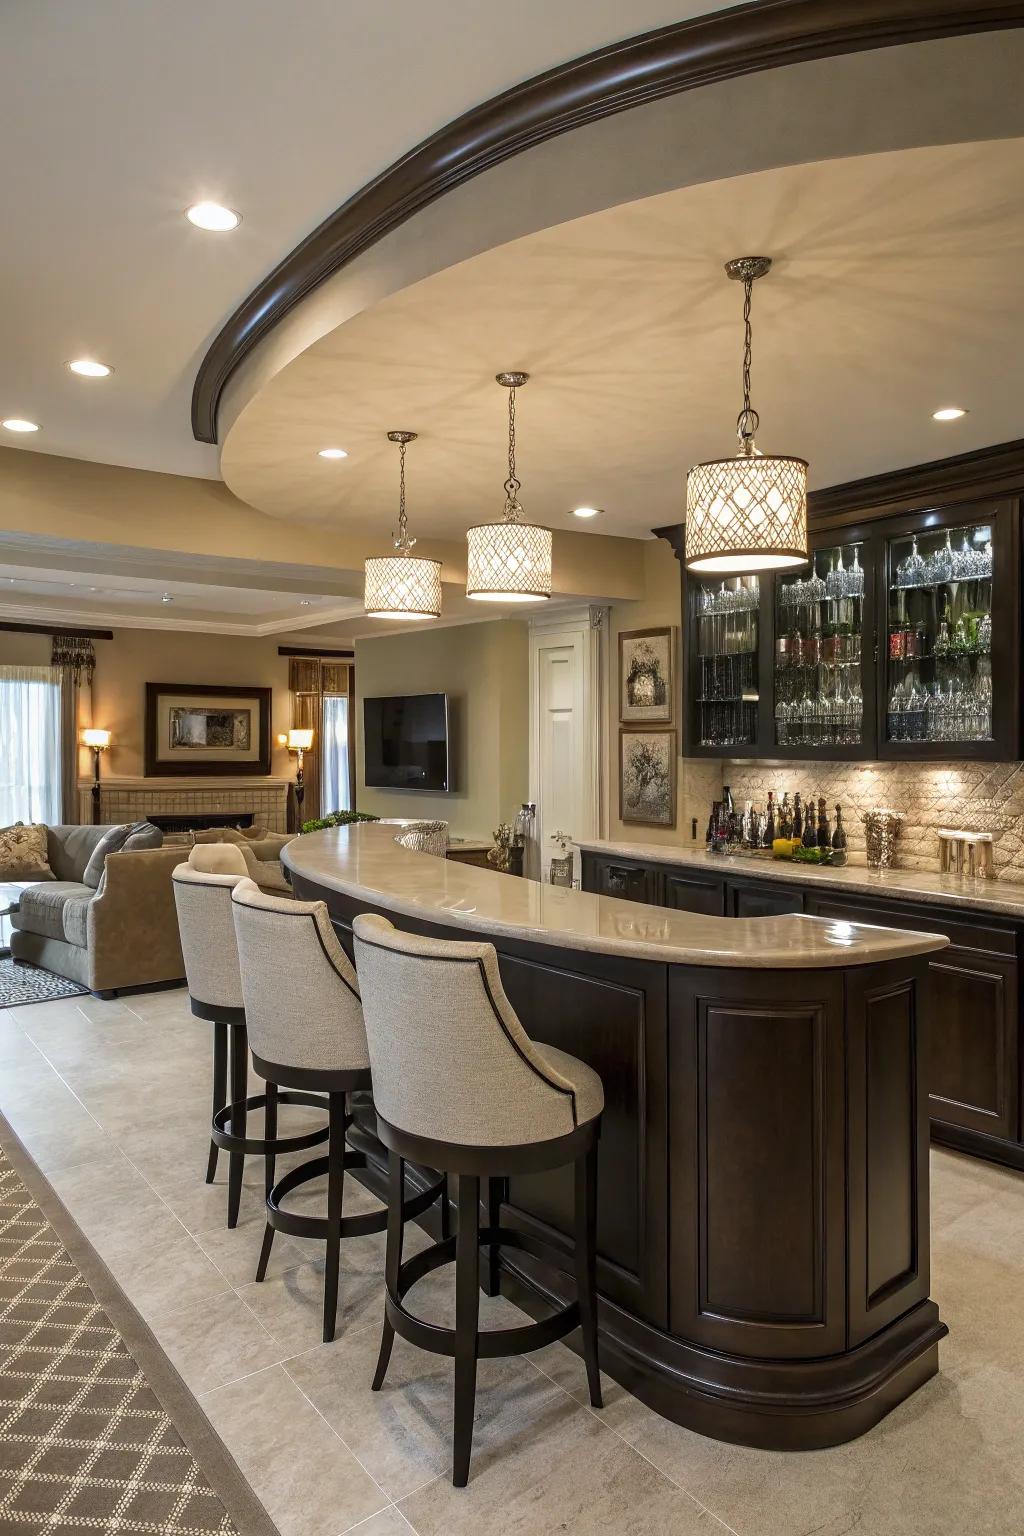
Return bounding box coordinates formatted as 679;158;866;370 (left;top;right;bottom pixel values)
352;913;598;1147
172;861;245;1013
352;911;604;1486
229;879;367;1076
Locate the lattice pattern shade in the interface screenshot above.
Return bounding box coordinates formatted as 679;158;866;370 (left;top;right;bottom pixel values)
466;521;552;601
364;554;442;619
686;450;808;574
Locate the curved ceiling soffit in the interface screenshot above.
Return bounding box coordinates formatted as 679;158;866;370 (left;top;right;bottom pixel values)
192;0;1024;445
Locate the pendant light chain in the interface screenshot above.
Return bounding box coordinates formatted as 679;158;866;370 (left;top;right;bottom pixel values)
503;384;522;521
736;274;760;450
395;435;412;550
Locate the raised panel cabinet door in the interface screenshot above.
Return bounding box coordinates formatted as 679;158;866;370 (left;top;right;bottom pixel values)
846;959;930;1346
926;949;1019;1140
669;967;847;1359
663;870;726;916
728;881;804;919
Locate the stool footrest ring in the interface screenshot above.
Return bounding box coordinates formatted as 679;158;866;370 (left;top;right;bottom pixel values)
266;1155;446;1242
212;1090;329;1157
386;1225;581;1361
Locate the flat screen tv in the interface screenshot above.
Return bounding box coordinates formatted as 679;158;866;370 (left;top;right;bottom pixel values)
363;693;451;792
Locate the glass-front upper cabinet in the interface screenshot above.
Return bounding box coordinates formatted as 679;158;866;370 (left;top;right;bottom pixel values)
773;539;869;756
882;507;1013;757
692;576;761;751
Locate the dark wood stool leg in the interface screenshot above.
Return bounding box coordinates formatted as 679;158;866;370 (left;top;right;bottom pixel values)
439;1171;451;1241
322;1092;347;1343
483;1176;503;1297
226;1024;248;1229
575;1143;602;1409
206;1020;227;1184
255;1080;278;1282
371;1150;405;1391
453;1173;481;1487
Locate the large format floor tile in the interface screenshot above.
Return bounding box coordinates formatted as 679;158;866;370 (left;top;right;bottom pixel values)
1;991;1023;1536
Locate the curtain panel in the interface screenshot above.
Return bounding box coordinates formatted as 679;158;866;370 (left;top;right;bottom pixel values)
0;665;63;826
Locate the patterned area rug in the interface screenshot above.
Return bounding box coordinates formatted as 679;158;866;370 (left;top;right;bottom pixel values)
0;960;88;1009
0;1116;278;1535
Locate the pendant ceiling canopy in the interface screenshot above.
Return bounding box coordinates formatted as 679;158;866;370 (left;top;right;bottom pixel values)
364;431;442;620
466;373;552;602
685;257;808;576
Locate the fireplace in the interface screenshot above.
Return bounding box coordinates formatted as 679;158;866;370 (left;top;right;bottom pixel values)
148;811;255;834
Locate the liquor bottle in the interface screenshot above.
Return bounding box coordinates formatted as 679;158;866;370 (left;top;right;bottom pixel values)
816;796;831;850
793;792;803;840
706;803;719;848
831;804;848;866
723;785;734;820
779;792;793;840
802;792;817;848
764;791;776;848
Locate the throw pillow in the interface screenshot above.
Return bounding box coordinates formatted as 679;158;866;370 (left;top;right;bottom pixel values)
122;821;163;852
0;822;53;880
81;823;134;889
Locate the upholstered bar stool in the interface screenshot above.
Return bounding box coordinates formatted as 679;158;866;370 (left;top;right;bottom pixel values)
230;879;445;1342
352;913;604;1487
171;846;328;1228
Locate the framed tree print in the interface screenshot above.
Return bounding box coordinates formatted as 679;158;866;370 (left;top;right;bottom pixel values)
619;627;674;724
619;728;676;828
145;683;272;776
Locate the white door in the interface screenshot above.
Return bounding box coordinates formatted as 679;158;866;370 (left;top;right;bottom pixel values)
529;609;606;882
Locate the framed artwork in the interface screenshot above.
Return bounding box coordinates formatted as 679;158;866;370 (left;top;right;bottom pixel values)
145;684;271;776
619;728;677;828
619;627;674;724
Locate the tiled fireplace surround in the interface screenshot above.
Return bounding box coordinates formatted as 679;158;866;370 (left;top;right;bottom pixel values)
77;777;291;834
679;759;1024;883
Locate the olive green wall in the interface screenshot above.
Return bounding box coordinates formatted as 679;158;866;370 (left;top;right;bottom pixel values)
354;619;529;839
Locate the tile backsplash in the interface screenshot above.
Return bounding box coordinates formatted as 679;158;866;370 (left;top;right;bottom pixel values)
719;760;1024;883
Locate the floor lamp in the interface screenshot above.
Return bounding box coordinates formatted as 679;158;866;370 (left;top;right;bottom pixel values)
81;729;111;824
288;728;314;827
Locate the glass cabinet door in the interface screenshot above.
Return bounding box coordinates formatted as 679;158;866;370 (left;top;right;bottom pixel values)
693;576;760;748
773;541;867;750
885;518;993;747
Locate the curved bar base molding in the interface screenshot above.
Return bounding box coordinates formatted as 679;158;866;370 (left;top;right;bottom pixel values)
284;825;950;1451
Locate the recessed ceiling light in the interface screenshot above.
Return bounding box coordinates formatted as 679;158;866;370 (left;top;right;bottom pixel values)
318;447;348;460
298;599;313;607
932;407;967;421
161;593;174;604
2;418;39;433
570;506;603;519
67;359;112;378
185;202;241;232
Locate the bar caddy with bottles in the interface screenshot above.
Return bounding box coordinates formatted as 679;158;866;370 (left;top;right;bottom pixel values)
707;786;849;867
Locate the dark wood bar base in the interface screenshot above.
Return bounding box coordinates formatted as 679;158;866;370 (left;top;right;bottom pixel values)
294;870;948;1452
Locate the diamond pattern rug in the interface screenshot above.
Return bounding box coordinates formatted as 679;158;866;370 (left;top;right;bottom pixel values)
0;1120;277;1535
0;961;88;1010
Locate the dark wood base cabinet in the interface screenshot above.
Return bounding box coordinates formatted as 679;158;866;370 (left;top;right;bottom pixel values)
582;851;1024;1173
297;871;946;1452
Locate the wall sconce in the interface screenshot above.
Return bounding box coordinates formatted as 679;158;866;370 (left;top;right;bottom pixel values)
81;728;111;824
287;728;315;820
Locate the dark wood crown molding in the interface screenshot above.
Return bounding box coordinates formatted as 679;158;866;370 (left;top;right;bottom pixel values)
191;0;1024;445
0;621;114;640
807;436;1024;524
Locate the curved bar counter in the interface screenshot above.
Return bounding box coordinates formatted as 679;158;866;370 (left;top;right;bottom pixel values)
285;824;950;1451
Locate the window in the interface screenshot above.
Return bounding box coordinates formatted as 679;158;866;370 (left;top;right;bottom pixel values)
0;666;63;825
321;693;351;815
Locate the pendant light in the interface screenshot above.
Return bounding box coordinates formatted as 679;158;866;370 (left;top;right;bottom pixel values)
685;257;808;575
363;431;442;620
466;372;552;602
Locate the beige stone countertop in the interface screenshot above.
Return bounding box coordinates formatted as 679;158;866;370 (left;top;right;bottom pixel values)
284;824;948;970
576;838;1024;919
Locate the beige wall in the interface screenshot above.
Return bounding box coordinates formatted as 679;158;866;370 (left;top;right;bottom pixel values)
606;538;716;848
0;626;295;781
355;619;529;838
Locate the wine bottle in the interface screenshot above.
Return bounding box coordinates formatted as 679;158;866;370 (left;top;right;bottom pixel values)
793;792;803;840
779;792;792;840
831;804;848;866
817;796;831;850
764;791;776;848
802;792;817;848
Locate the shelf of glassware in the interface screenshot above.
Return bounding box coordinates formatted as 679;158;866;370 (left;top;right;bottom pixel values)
773;542;867;751
885;523;993;749
694;576;760;749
